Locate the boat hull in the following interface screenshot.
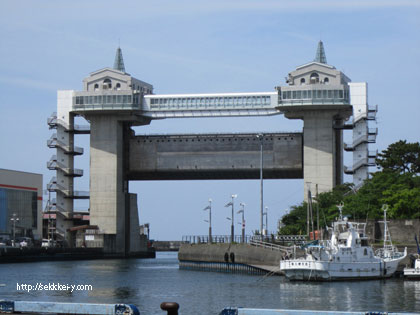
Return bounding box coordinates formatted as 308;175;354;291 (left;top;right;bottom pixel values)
280;259;401;281
403;268;420;280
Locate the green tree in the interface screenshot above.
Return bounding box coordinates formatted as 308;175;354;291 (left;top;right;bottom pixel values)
376;140;420;174
278;203;307;235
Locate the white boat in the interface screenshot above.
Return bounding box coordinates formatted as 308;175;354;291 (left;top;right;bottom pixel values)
404;255;420;280
280;204;407;281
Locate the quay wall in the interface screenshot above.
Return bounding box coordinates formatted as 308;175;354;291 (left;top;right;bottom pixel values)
153;241;182;251
178;243;286;267
371;219;420;245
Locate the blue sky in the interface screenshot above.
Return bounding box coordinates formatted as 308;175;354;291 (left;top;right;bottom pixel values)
1;1;419;240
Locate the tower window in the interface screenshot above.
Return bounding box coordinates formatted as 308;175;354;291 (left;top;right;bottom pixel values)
103;79;112;90
310;73;319;84
94;83;99;91
116;83;121;90
300;78;306;85
324;77;329;84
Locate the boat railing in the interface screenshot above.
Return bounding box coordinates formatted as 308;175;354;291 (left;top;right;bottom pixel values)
375;245;405;260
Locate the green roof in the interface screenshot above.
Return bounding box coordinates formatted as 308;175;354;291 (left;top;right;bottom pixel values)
113;47;126;73
314;41;327;64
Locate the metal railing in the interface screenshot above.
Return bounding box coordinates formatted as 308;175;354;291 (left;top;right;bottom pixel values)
249;239;295;254
182;234;307;246
47;134;84;155
46;182;89;199
46;160;83;177
368;104;378;112
278;98;350;106
182;235;252;244
344;157;376;174
48;112;90;133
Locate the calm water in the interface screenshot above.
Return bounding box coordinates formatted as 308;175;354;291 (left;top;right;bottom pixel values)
0;252;419;314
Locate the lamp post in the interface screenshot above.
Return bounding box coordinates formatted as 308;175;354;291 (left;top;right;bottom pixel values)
256;133;264;236
225;194;237;243
203;198;212;243
237;202;246;243
10;213;19;247
263;206;268;237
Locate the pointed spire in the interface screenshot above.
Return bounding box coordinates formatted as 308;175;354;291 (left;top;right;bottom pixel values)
314;40;327;64
113;47;126;73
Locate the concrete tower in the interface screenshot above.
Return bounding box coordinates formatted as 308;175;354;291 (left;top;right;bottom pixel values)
73;48;153;254
277;42;353;198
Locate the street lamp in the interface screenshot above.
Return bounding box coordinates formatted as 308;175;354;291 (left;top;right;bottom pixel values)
263;206;268;237
256;133;264;236
10;213;19;247
203;198;212;243
237;202;246;243
225;194;237;243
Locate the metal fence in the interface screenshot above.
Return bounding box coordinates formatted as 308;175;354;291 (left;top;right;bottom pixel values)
181;234;307;245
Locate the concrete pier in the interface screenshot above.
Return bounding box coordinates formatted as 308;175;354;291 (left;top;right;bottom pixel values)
178;243;291;275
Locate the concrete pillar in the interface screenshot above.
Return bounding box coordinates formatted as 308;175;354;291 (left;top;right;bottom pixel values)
129;193;141;253
285;108;350;200
89;115;126;253
302;111;338;198
334;121;344;186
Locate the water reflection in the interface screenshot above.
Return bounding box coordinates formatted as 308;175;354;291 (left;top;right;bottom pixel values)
0;253;419;315
114;286;137;299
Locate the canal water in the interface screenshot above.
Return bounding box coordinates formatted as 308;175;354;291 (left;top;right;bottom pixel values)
0;252;419;314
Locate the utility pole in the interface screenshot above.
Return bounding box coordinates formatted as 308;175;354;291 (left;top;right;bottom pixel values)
10;213;19;247
238;203;246;243
264;206;268;236
225;194;237;243
203;199;212;243
257;133;264;235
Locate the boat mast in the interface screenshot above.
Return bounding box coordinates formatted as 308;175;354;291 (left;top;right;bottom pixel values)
306;182;315;239
316;184;320;240
306;182;311;237
382;204;391;250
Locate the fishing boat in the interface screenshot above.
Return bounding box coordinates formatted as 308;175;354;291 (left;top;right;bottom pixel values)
403;235;420;280
279;204;407;281
404;256;420;280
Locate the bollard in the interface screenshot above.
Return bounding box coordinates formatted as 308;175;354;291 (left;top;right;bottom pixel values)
160;302;179;315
